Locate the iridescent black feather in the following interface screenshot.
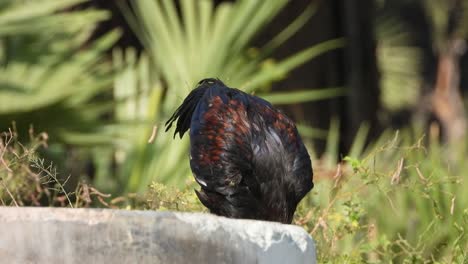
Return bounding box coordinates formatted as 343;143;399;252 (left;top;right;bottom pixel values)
165;78;313;223
165;79;214;138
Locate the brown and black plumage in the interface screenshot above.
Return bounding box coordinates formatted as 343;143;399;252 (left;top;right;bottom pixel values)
165;78;313;224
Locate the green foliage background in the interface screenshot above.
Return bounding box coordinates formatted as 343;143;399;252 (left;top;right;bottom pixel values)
0;0;467;263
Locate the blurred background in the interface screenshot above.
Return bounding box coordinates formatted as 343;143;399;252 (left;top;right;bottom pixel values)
0;0;467;262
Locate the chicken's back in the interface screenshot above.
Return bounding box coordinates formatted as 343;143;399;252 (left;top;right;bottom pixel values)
181;79;313;223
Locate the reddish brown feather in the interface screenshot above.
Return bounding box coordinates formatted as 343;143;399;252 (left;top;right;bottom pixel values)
198;96;251;165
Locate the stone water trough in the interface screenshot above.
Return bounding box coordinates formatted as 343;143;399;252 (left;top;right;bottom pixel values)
0;207;316;264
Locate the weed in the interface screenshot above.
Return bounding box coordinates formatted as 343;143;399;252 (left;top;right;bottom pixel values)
0;128;110;208
295;132;468;263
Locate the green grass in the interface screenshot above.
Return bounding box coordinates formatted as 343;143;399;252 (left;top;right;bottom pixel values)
295;130;468;263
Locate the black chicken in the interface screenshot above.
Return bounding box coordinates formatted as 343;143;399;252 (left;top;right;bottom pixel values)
165;78;313;224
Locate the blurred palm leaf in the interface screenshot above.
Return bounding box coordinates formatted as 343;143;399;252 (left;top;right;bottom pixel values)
259;87;345;105
115;0;344;192
422;0;468;47
0;0;120;145
376;0;468;112
376;13;422;111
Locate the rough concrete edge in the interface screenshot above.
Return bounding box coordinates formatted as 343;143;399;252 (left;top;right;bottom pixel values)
0;206;316;261
174;211;317;262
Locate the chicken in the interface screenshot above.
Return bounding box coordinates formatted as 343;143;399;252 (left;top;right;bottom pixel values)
165;78;313;224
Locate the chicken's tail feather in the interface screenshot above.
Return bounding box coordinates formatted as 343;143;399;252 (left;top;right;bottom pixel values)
165;78;225;138
165;89;204;139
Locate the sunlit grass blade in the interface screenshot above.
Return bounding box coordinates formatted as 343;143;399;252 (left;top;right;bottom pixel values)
259;87;345;105
243;38;345;92
348;122;370;159
325;117;340;167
